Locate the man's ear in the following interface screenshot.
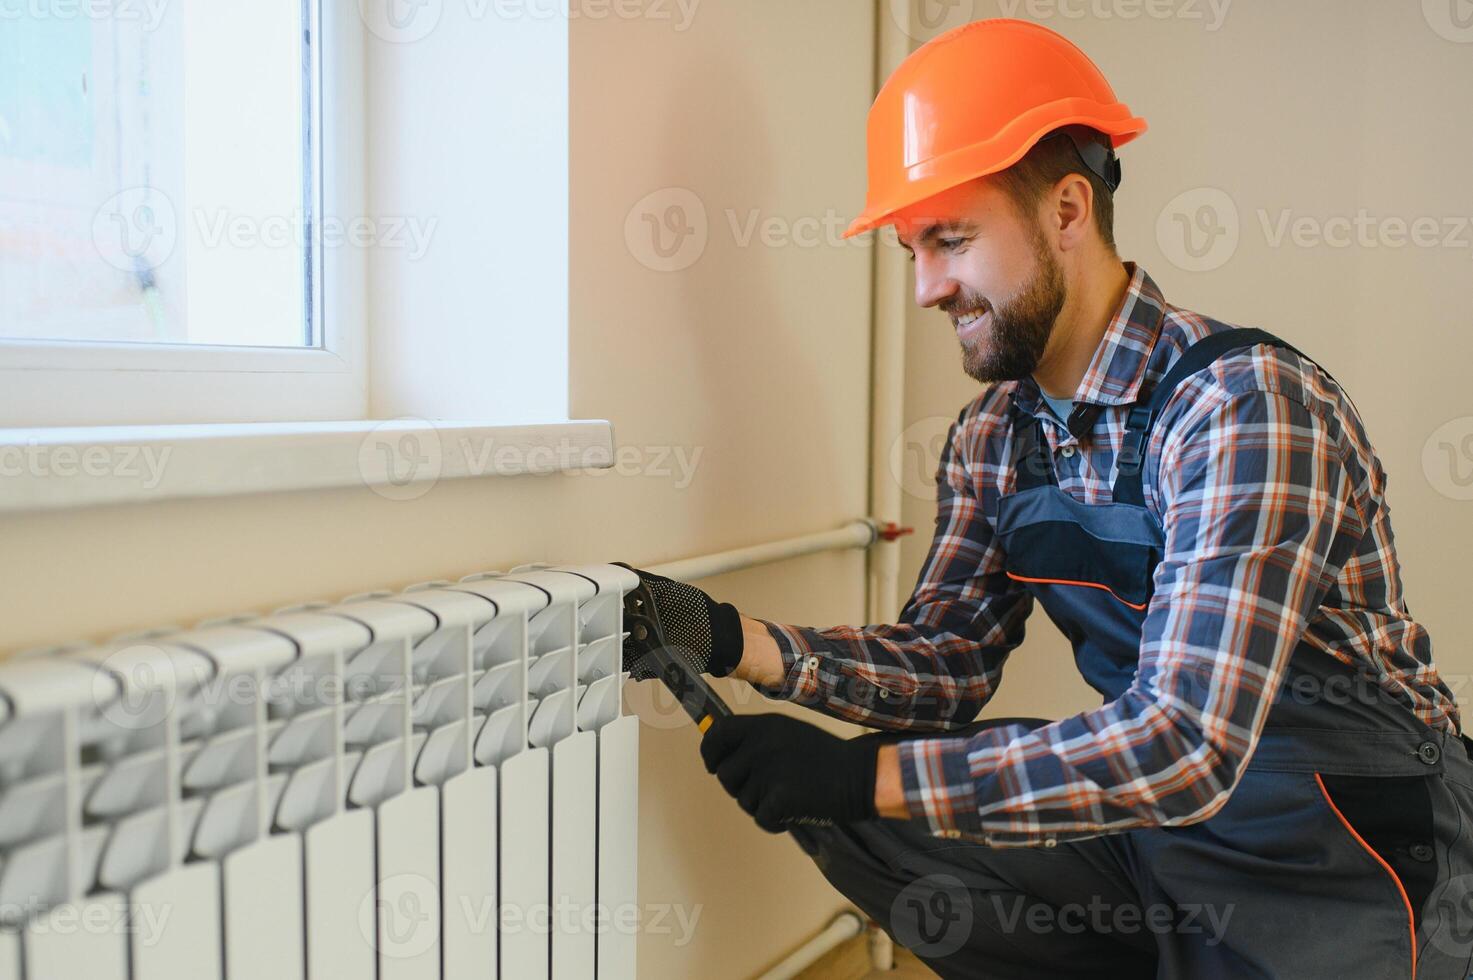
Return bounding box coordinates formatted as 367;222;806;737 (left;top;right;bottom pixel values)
1052;173;1095;251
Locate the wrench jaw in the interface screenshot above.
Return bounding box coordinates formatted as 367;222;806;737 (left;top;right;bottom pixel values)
620;576;667;678
621;578;664;653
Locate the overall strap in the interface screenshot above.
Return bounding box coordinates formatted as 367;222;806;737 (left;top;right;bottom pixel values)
1113;328;1308;506
1008;399;1058;491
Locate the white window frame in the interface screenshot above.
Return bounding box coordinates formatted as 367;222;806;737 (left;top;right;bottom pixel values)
0;0;367;428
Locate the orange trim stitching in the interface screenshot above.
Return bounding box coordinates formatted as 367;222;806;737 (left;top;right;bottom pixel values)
1005;572;1150;611
1314;772;1417;978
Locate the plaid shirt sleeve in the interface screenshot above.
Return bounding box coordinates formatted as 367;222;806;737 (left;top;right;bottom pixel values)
897;379;1358;846
750;406;1034;732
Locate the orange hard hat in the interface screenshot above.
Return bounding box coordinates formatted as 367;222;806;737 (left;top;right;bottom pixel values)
844;19;1147;239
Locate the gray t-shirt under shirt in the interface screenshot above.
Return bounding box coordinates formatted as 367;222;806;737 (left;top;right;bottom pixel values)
1037;388;1075;424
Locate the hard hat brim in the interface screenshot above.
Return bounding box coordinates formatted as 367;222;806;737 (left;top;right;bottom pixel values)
842;106;1148;240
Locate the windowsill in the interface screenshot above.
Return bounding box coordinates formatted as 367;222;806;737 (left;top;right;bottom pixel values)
0;419;615;514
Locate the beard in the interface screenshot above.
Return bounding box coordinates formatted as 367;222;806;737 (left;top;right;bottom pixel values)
950;231;1066;385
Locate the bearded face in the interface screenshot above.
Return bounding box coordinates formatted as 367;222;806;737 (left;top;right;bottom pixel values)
942;223;1066;385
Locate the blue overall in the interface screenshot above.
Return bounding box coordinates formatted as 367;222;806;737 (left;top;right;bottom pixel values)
789;329;1473;978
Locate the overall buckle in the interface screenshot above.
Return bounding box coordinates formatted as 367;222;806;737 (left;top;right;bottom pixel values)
1116;406;1154;474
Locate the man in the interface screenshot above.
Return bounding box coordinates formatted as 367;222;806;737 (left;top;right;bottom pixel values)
620;19;1473;979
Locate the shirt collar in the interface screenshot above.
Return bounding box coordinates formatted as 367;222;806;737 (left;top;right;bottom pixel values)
1008;262;1167;417
1071;261;1167;407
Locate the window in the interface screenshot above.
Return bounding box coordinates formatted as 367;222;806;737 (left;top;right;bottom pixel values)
0;3;598;509
3;3;316;347
0;0;365;426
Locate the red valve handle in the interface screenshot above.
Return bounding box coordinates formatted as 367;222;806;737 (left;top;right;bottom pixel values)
877;522;914;542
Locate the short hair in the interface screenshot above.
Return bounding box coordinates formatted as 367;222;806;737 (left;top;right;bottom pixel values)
991;125;1117;250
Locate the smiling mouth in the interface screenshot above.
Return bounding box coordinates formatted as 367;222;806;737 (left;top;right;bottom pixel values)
953;306;990;343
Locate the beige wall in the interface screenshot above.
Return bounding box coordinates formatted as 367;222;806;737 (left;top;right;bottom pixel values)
570;1;878;974
2;3;1469;977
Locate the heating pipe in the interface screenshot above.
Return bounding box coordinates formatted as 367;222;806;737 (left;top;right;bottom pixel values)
645;519;880;583
754;910;867;980
865;0;917;627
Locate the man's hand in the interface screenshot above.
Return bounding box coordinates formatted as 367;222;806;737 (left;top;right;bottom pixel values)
614;563;744;681
699;713;882;833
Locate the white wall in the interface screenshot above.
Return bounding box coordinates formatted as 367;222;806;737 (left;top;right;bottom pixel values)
366;0;570;423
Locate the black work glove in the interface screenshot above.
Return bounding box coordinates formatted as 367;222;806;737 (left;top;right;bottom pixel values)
699;713;881;833
615;563;744;681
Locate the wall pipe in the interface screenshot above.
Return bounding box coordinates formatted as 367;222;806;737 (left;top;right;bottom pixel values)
865;0;917;624
753;910;867;980
646;519;879;584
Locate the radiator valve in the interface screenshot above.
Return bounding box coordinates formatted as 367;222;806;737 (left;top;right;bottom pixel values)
876;521;914;542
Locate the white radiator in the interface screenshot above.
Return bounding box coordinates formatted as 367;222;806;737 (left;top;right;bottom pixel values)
0;563;640;980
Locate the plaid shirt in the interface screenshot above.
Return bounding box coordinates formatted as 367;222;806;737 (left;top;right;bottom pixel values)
753;263;1460;847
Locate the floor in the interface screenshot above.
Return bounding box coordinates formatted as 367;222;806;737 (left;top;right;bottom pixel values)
793;926;939;979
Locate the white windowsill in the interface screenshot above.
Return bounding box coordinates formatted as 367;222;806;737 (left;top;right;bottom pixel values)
0;419;615;514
